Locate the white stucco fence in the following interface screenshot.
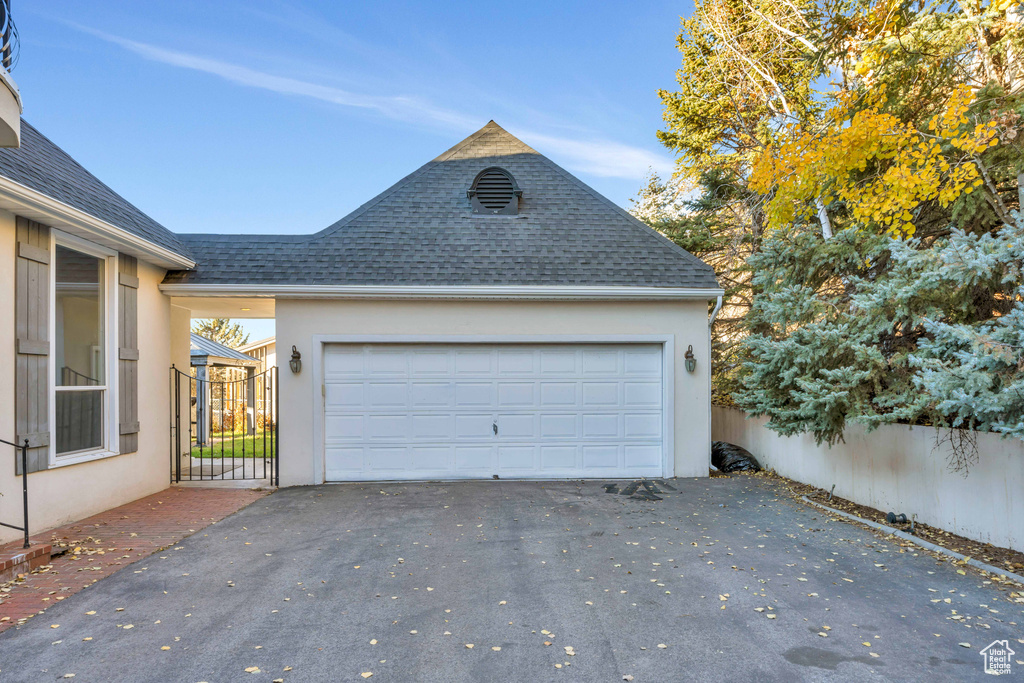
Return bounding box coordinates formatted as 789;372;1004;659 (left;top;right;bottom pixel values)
712;406;1024;553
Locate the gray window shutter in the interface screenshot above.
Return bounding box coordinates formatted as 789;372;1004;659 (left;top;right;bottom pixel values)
118;254;140;454
14;217;50;474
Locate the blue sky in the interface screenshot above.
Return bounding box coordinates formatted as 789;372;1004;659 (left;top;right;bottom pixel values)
18;1;694;340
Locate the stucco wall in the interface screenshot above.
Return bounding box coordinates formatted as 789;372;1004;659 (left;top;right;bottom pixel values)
275;299;713;486
0;211;173;544
713;406;1024;553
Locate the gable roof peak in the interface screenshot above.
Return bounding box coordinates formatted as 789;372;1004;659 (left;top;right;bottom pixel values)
434;120;538;163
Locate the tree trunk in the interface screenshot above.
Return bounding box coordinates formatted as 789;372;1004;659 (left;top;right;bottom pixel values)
815;197;833;239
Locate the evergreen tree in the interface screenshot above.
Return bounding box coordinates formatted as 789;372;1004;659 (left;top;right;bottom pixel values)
192;318;250;348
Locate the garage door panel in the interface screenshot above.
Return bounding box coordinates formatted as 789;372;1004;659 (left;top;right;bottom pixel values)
624;347;662;375
498;350;535;374
540;414;577;438
410;382;450;408
498;445;536;469
583;445;619;468
411;415;451;439
539;382;576;406
625;445;661;468
367;414;408;438
323;343;664;480
455;350;492;374
367;446;409;470
411;446;450;470
497;382;534;406
455;382;492;406
455;445;494;470
325;447;363;476
410;351;449;375
624;382;660;407
497;414;535;438
326;382;363;407
369;352;407;375
325;415;363;440
540;350;576;374
624;413;661;438
541;445;577;469
582;413;619;438
455;414;493;438
582;382;618;406
325;348;364;375
367;382;407;407
582;349;619;374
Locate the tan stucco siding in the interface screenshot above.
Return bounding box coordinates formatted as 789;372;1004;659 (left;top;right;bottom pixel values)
274;298;713;486
0;210;176;544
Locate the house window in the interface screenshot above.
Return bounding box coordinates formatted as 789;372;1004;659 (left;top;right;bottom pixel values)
53;238;117;458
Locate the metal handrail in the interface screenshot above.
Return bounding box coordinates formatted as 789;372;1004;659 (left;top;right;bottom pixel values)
0;437;29;548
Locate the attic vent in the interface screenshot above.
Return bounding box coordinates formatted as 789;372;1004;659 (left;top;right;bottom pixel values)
468;167;521;215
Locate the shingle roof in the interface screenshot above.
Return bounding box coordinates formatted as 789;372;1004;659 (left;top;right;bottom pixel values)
190;333;258;365
0;120;194;261
163;121;718;289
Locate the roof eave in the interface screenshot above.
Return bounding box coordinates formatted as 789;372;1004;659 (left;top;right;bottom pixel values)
162;283;725;301
0;175;195;270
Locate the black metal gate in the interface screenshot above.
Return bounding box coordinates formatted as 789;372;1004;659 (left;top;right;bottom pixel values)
170;365;278;485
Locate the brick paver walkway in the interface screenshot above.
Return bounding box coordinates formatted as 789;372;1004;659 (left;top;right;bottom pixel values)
0;487;270;632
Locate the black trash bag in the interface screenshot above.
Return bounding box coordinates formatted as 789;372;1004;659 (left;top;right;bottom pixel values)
711;441;761;472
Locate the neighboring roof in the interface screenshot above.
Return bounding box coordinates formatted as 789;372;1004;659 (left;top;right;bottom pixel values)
162;122;719;290
238;336;275;353
190;333;258;367
0;120;194;261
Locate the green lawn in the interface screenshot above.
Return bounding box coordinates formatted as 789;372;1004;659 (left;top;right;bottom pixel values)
191;434;276;459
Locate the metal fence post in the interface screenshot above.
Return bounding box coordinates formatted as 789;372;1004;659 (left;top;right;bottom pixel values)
21;438;28;548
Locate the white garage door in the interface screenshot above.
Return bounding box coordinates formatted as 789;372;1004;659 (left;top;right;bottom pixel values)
322;344;665;481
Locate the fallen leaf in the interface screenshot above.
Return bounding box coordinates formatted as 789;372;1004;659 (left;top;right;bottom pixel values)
657;644;667;649
492;646;501;651
465;644;474;649
370;639;377;645
244;667;260;673
959;642;971;648
361;673;373;679
161;646;170;651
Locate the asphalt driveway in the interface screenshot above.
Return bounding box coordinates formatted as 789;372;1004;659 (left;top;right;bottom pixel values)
0;476;1020;682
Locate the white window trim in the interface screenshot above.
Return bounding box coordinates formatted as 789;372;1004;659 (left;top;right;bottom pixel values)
48;230;120;468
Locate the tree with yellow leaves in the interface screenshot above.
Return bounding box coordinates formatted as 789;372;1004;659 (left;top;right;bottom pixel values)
655;0;1024;464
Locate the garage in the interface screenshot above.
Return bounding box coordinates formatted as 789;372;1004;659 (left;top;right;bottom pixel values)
165;122;723;485
323;343;666;481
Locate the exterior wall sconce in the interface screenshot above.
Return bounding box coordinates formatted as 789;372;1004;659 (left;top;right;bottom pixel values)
684;345;697;373
289;345;302;374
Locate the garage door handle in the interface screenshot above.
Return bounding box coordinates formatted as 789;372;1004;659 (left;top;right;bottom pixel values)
493;422;498;435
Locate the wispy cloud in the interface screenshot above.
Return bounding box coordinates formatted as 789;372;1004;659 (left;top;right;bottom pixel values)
78;27;673;180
